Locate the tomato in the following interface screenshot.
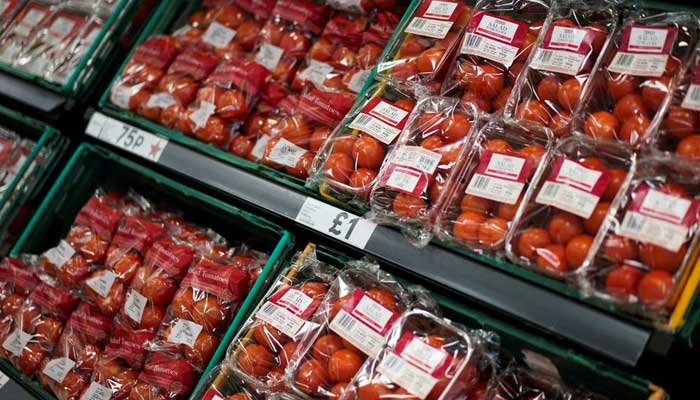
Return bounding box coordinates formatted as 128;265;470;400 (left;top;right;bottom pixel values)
330;383;348;399
35;318;62;347
57;256;90;288
548;213;583;244
349;169;378;189
565;234;593;269
185;331;219;367
171;287;195;318
584;111;619;139
332;46;357;70
663;107;700;139
138;305;166;330
437;113;471;143
280;31;311;54
453;211;485;243
394;98;416;112
517;228;551;260
618;114;651;144
238;344;274;377
605;264;643;300
602;168;627;201
332;135;357;155
484;138;513;153
313;334;344;363
214;6;245;28
637;270;673;307
352;136;385;169
579;156;607;171
517;32;536;62
253;322;288;352
641;77;669;112
193;297;227;331
588;22;608;53
583;201;609;235
519;144;546;164
549;112;572;136
142;274;178;306
460;194;492;214
358;383;393;400
357;43;383;69
296;359;329;394
604;234;638;263
461;90;492;113
217;89;248;120
536;244;568;272
492;86;512;111
639;242;687;273
229;135;254;158
418;112;444;132
300;281;327;298
324;153;354;184
308;38;335;62
455;60;477;87
286;151;314;179
195;115;228;146
330;294;354;318
607;74;638;101
515;100;551;126
236;20;262;51
508;62;524;85
660;181;690;197
429;179;446;204
536;75;561;103
557;78;582;111
435;32;459;49
613;93;648;122
278;117;312;147
279;341;297;369
392;60;419;81
416;48;445;74
471;64;504;99
478;217;508;247
439;144;462;169
229;393;253;400
393;193;427;218
367;288;398;311
1;294;24;317
328;349;363;382
676;135;700;159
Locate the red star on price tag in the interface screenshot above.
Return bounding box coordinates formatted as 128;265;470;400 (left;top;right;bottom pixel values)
149;142;162;159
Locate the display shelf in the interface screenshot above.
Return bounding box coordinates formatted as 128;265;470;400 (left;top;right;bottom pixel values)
83;111;669;367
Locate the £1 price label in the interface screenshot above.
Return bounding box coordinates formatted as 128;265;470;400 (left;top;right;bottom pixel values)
86;112;168;162
295;197;377;249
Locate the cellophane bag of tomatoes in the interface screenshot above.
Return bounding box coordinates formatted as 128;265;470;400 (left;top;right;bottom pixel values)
129;351;198;400
0;0;57;65
38;302;112;400
252;0;330;86
368;97;480;246
224;247;337;392
342;309;490;400
376;0;473;93
308;83;417;208
442;0;552;114
286;264;422;399
654;45;700;160
578;12;700;147
109;35;182;114
193;364;261;400
505;136;634;279
0;257;40;322
261;89;355;180
504;0;618;137
579;154;700;320
434;119;554;256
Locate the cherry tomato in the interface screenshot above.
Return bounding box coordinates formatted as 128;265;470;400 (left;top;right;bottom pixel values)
461;90;492;113
484;138;513;153
519;144;545;164
309;127;331;152
579;157;607;171
515;100;551;126
352;136;385;169
460;194;492;214
328;349;363;382
550;112;572;136
641;77;669;112
333;135;357;155
253;322;287;352
393;193;427;218
663;107;700;139
229;135;254;158
557;78;582;111
453;211;485;243
637;270;673;307
536;244;568;272
398;35;425;58
517;228;551;260
367;288;398;311
584;111;619;139
324;153;354;184
565;234;593;269
349;169;378;189
517;32;536;62
676;135;700;159
497;196;522;221
639;242;687;273
392;60;419;80
508;62;524;85
416;48;445;74
548;213;583;244
471;64;504;99
358;383;393;400
440;113;471;142
618;114;650;144
492;86;512;111
603;168;626;201
478;217;508;247
607;74;638;101
238;344;274;377
296;359;329;394
613;94;648;122
536;75;561;103
603;234;638;263
394;98;416;112
606;265;643;299
583;201;609;235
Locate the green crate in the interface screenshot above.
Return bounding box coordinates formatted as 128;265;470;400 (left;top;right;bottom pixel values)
3;143;294;400
0;0;145;99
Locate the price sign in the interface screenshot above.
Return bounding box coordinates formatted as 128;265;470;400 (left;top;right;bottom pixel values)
86;112;168;162
295;197;377;249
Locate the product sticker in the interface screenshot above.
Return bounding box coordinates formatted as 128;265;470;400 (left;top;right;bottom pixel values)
681;65;700;111
85;270;117;298
46;16;77;45
14;7;47;36
123;289;148;324
348;68;371;93
529;25;594;75
189;101;217;128
461;11;528;68
42;357;76;383
80;381;113;400
298;89;353;127
202;21;236;48
268;137;307;168
43;240;76;270
111;83;138;109
146;92;177;109
167;319;203;348
348;98;412;144
465;151;533;204
250;134;270;161
1;329;31;357
299;60;334;88
618;185;698;252
329;289;397;358
256;286;318;339
256;43;284;72
404;1;463;39
380;146;442;196
608;25;678;77
535;157;611;218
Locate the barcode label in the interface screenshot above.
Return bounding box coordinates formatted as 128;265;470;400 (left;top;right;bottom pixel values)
465;173;524;205
43;240;75;270
681;84;700;111
385;167;422;193
405;17;454;39
404;1;459;39
167;319;203;348
85;270;117;298
348;99;409;144
330;309;387;358
256;301;309;339
202;21;236;48
1;329;31;357
80;382;112;400
536;49;553;63
535;181;601;219
124;289;147;324
255;43;284;72
619;210;689;252
461;32;520;68
608;51;668;77
268;138;307;168
529;48;586;75
42;357;76;383
377;353;439;399
392;146;441;175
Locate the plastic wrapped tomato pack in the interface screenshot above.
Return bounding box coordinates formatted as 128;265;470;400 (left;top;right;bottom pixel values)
506;136;634;279
368;97;480;246
342;309;490;400
442;0;552;113
252;0;330;85
504;0;618;137
261;89;355;180
434;120;553;256
38;302;112;400
308;83;416;207
129;351;198;400
579;155;700;320
376;0;472;93
0;0;57;65
193;364;261;400
579;12;700;147
287;265;415;399
0;257;40;321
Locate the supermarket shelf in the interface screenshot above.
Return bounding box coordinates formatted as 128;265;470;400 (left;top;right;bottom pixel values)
0;365;39;400
0;71;68;114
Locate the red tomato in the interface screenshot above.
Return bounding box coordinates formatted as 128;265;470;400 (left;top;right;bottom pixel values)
138;305;166;330
607;74;638;101
296;359;329;394
57;256;90;288
660;182;690;197
330;383;348;399
565;234;593;269
185;331;219;367
330;294;354;318
584;111;619;139
618;114;650;144
515;100;551;126
280;341;298;369
461;90;492;113
548;213;583;244
171;287;195;318
639;243;687;273
663;107;700;139
588;22;608;53
1;294;24;316
497;196;522;221
583;202;609;234
328;349;363;382
549;112;572;136
613;94;648;122
285;151;314;179
357;383;393;400
603;169;627;201
367;288;398;311
393;193;427;218
637;270;673;307
603;234;639;263
324;153;354;184
331;46;357;70
536;244;568;272
394;98;416;112
453;211;485;243
435;32;459;49
357;43;383;69
641;77;669;112
508;62;524;85
398;35;425;58
253;322;288;352
440;113;471;143
557;78;582;111
278;116;312;147
333;135;357;155
193;297;227;331
236;20;262;51
309;38;335;61
606;265;643;299
391;60;419;80
579;156;607;171
195;115;228;146
349;169;378;189
536;75;561;103
141;274;178;306
352;136;385;169
676;135;700;159
484;138;513;153
492;86;512;111
517;228;551;260
416;48;445;74
478;217;508;247
238;344;274;377
471;64;504;99
313;334;344;363
217;89;248;120
517;32;536;62
300;281;327;298
280;31;311;54
229;135;254;158
519;143;545;164
460;194;492;214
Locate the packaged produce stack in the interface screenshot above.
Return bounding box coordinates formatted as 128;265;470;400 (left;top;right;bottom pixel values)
0;189;268;399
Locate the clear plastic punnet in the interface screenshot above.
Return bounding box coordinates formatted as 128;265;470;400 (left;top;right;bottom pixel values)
505;135;635;280
368;96;481;246
578;11;700;147
578;153;700;321
192;364;262;400
441;0;553;114
503;0;618;138
434;119;554;257
308;82;417;208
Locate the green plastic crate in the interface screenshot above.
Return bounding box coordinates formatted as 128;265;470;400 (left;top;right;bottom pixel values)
2;143;294;400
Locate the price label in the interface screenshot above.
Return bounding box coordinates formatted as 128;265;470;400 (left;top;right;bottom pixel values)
86;112;168;162
295;197;377;249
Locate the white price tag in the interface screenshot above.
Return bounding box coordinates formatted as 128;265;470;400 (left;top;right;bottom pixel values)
607;52;668;77
85;270;117;298
329;309;387;358
255;43;284;72
682;84;700;111
250;134;270;161
202;21;236;48
268;138;307;168
42;357;76;383
299;60;334;88
43;240;75;270
535;181;600;219
86;112;168;162
377;353;438;399
80;382;113;400
256;301;308;339
1;329;31;357
123;289;148;324
0;370;8;389
146;93;177;109
348;69;371;93
295;197;377;249
618;211;688;252
189;102;216;129
392;146;442;175
466;174;524;205
167;319;203;348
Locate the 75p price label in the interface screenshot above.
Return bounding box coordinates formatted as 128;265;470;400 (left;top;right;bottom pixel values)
86;112;168;162
295;197;377;249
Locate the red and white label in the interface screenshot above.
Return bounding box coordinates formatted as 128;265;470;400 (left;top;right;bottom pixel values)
80;382;112;400
30;283;78;319
42;357;76;384
43;240;76;270
405;1;462;39
104;324;154;366
376;333;452;399
530;25;594;75
146;92;177;109
273;0;328;35
68;302;112;341
131;36;181;69
348;98;412;144
465;151;532;204
681;65;700;111
207;59;269;96
181;258;249;302
1;329;31;357
298;89;353;127
123;289;148;324
140;353;195;395
535;157;611;218
202;21;236;48
201;388;227;400
256;43;284;72
45;15;80;46
0;258;38;291
86;270;117;298
167;318;203;348
111;216;164;253
144;237;195;278
256;286;318;338
168;49;219;81
75;197;123;241
381;146;442;196
329;289;397;358
618;185;698;252
461;12;528;68
608;25;678;77
267;138;307;168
